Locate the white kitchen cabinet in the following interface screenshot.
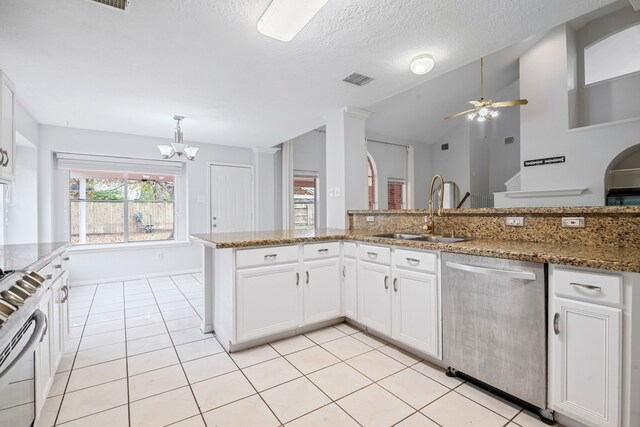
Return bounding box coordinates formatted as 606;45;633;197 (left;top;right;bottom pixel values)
358;260;392;335
342;256;357;320
551;297;621;427
236;262;300;343
50;277;64;371
392;268;439;357
303;258;341;324
35;290;53;415
0;70;16;183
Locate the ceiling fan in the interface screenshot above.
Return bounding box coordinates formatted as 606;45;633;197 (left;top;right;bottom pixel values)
445;57;528;122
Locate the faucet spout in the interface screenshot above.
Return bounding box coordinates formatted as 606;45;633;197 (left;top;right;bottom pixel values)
423;174;445;235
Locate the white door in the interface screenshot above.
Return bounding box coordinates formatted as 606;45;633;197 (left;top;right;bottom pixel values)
392;269;439;357
303;258;341;324
551;297;621;427
210;164;253;233
236;263;299;342
358;261;391;335
343;257;357;320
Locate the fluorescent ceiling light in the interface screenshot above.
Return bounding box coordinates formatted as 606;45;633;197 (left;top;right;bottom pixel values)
410;54;435;75
257;0;329;42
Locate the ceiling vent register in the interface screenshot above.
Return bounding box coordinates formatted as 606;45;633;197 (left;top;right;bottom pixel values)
342;73;375;86
91;0;129;10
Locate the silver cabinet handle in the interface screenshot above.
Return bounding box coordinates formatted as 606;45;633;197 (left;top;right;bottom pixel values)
343;266;346;277
40;313;48;342
1;149;7;167
63;256;70;261
367;252;378;259
406;258;420;265
0;150;4;167
318;248;329;254
264;254;277;261
53;264;62;269
296;272;299;286
393;277;398;292
306;271;309;284
570;282;602;292
384;275;389;290
445;261;537;281
46;274;52;280
61;286;69;303
553;312;560;335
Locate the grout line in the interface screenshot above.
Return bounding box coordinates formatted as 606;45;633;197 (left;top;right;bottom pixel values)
120;281;132;427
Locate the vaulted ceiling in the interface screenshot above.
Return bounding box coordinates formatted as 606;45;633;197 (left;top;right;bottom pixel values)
0;0;618;147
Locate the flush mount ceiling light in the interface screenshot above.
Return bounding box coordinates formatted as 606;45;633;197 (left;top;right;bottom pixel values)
157;116;198;161
257;0;329;42
410;54;435;75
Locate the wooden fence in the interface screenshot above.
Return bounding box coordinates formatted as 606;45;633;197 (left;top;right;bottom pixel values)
70;201;174;234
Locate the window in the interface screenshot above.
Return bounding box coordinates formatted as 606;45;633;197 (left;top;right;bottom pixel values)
367;154;377;210
387;178;406;210
293;173;318;230
584;23;640;85
70;171;175;245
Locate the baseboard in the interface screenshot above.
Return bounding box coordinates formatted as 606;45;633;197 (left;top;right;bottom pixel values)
70;269;201;287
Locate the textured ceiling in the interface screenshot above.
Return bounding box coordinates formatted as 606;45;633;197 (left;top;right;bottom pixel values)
0;0;618;147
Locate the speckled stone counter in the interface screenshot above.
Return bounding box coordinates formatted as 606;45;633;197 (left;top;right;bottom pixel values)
0;242;70;272
191;228;640;273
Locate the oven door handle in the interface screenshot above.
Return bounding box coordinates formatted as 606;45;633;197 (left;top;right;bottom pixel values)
0;309;46;381
445;261;537;281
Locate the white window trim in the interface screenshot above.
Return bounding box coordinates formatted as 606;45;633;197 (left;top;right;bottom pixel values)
367;153;379;210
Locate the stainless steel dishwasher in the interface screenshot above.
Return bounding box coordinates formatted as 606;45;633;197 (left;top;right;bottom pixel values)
442;253;552;423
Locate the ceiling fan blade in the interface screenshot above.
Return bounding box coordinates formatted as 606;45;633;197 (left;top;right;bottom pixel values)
445;108;476;120
468;100;483;107
491;99;529;108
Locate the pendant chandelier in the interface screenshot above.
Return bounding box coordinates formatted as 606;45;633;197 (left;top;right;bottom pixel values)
157;115;198;161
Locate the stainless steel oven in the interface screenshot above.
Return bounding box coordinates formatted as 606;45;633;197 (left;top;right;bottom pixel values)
0;309;46;427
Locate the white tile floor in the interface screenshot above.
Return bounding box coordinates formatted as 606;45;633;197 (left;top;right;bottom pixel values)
37;273;555;427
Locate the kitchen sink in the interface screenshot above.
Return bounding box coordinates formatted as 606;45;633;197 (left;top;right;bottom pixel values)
369;233;467;243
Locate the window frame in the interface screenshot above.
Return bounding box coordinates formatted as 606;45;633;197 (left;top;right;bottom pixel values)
367;153;378;210
69;171;177;246
293;170;319;230
387;177;407;210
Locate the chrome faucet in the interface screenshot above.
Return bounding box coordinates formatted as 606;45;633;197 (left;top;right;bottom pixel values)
423;174;445;235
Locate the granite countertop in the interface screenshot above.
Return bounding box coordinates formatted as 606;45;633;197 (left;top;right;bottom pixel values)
0;242;70;272
347;206;640;216
191;229;640;273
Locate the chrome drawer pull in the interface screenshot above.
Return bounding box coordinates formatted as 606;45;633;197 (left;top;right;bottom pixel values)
384;275;389;290
306;271;310;284
46;274;52;280
296;272;299;286
406;258;420;265
393;277;398;292
318;248;329;254
367;252;378;259
343;266;346;277
63;256;70;261
569;282;602;292
553;313;560;335
264;254;277;260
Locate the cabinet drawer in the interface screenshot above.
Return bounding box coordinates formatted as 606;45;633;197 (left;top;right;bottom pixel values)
303;242;340;260
343;242;357;258
38;263;53;285
359;244;391;265
554;268;622;306
393;249;437;273
50;256;64;280
236;245;299;268
61;252;70;271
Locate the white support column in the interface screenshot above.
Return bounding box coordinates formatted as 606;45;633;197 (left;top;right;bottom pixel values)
281;141;294;230
253;147;279;231
79;177;87;244
325;106;371;228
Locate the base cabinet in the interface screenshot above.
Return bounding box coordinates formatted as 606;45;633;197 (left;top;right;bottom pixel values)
236;263;300;342
392;269;439;357
35;291;53;415
343;257;357;320
551;297;621;427
303;258;341;324
358;261;392;335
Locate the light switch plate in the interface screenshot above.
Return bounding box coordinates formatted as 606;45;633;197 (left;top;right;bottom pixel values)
505;217;525;227
562;217;585;228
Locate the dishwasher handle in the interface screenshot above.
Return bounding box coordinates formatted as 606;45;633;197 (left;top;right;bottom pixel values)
0;309;46;380
445;261;537;281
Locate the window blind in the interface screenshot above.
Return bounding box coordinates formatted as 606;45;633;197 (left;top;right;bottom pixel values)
56;152;185;176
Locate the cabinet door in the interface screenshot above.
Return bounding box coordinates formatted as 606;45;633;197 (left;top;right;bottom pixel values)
303;258;341;325
357;261;391;335
236;263;300;343
35;291;53;413
0;74;15;182
50;278;63;370
61;271;70;339
392;269;440;358
343;257;357;320
551;297;621;427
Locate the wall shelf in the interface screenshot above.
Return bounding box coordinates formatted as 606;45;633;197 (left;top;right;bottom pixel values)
608;168;640;176
496;187;587;199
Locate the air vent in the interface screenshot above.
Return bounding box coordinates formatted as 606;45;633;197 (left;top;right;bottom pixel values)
91;0;129;10
441;143;449;151
342;73;375;86
505;136;515;145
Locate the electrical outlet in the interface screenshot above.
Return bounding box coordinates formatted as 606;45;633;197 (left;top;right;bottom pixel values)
335;187;341;197
156;251;163;260
562;217;585;228
505;217;525;227
366;216;375;222
329;188;335;197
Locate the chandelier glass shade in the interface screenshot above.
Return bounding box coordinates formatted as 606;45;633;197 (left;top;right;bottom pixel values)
158;116;198;161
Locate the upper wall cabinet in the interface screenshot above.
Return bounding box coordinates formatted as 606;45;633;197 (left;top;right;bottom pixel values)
0;70;16;183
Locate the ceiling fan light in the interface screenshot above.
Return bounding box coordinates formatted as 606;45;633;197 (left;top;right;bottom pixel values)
467;113;476;120
490;110;499;118
158;145;175;159
257;0;329;42
410;54;436;75
476;116;486;123
478;107;489;117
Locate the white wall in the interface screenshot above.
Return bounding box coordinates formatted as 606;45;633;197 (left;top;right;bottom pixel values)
292;130;327;228
513;24;640;206
6;142;38;244
430;125;471;200
37;125;276;283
